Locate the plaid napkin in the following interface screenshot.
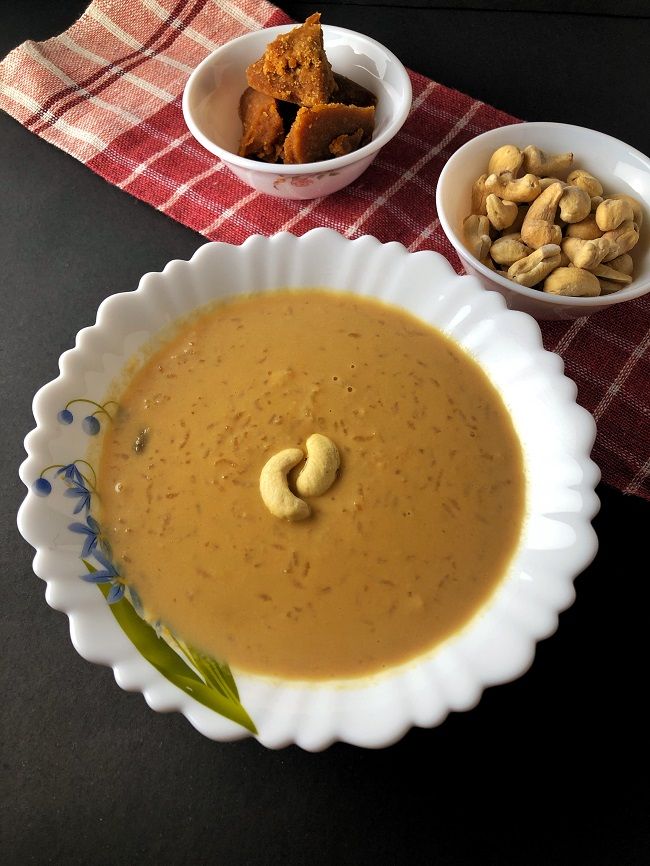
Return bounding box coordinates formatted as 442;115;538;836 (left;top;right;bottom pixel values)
1;0;648;500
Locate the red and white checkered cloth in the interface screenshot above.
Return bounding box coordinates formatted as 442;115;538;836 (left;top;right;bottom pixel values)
1;0;648;499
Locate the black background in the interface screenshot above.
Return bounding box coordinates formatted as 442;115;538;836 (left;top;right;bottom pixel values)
1;2;649;864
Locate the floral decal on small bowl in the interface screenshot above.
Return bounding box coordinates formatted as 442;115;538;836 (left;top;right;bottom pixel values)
32;399;256;734
273;168;340;190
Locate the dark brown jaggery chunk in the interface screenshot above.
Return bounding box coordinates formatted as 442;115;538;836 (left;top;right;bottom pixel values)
283;103;375;164
246;13;336;107
238;87;285;162
329;128;365;158
332;73;377;108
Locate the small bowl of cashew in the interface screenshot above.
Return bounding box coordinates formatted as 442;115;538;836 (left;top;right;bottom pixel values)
436;121;650;319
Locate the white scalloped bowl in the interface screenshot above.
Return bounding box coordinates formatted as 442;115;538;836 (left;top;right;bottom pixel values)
18;229;599;750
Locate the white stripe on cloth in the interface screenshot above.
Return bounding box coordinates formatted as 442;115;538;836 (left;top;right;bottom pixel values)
344;100;481;238
86;3;195;74
210;0;271;31
22;41;142;127
552;316;589;356
593;326;650;422
117;131;194;188
159;162;225;210
143;0;220;52
59;33;176;103
408;218;440;251
625;455;650;495
0;83;107;149
202;188;262;235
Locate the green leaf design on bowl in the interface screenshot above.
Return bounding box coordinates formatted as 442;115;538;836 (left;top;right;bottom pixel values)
84;560;257;734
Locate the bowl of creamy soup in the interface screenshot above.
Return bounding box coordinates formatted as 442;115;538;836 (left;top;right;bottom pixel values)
18;229;599;750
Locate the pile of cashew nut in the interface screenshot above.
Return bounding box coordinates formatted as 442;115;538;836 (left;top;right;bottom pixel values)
464;144;644;296
259;433;340;521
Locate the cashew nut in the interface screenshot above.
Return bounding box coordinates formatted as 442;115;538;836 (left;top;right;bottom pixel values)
606;253;634;276
295;434;340;497
591;263;633;285
561;236;612;270
601;220;640;261
507;244;562;287
521;145;574;177
463;214;492;260
604;194;644;227
565;214;603;240
260;448;310;521
595;198;635;232
543;266;601;297
486;194;518;231
520;182;564;248
558;186;591;224
508;205;528;234
490;233;532;266
471;174;489;216
598;280;625;295
567;169;603;198
485;171;541;203
539;176;565;191
488;145;523;177
590;195;603;212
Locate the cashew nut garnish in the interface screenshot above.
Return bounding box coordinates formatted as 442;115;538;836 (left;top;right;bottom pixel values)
465;146;644;296
485;171;541;203
543;266;601;297
520;182;564;248
601;220;639;261
595;198;634;232
508;244;562;287
471;174;490;215
463;214;492;260
565;214;603;240
295;434;340;498
591;263;633;285
488;145;524;177
521;145;573;177
486;194;518;231
604;194;643;227
607;253;634;276
561;236;611;270
558;186;591;224
567;169;603;198
260;448;310;521
490;233;531;266
598;280;625;295
538;176;564;191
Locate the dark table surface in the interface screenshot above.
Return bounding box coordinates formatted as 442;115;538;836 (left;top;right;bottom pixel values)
2;2;649;864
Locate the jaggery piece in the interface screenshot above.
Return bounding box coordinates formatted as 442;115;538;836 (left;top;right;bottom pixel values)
329;128;364;158
246;13;335;107
238;87;284;162
332;73;377;108
283;103;375;164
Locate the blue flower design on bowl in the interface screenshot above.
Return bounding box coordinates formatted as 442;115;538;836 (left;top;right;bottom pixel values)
81;549;125;603
30;401;256;734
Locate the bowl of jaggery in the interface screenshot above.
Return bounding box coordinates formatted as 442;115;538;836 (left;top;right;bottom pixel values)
182;15;412;199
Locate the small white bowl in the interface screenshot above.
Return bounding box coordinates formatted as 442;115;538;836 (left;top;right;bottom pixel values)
182;25;412;200
436;122;650;320
17;230;599;750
